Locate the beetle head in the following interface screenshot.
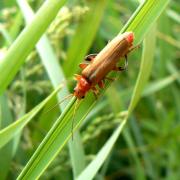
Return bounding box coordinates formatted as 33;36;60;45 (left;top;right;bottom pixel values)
74;75;91;99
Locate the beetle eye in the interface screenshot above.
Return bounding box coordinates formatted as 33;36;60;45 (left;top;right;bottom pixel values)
82;96;85;99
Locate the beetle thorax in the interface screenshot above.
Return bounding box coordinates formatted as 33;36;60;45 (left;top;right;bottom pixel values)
74;76;91;99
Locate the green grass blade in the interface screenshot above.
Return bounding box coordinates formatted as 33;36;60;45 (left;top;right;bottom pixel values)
17;96;76;179
130;117;156;179
64;0;108;77
121;0;169;44
106;58;146;178
0;85;62;149
69;132;86;177
0;95;13;180
77;22;157;180
17;0;68;101
127;24;157;114
118;73;179;102
17;0;86;177
143;74;179;96
0;0;66;95
166;9;180;24
167;62;180;84
122;128;146;180
0;26;12;45
9;12;23;41
77;120;126;180
77;1;169;178
17;0;169;179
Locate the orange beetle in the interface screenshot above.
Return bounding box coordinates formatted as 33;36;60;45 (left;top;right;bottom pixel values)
74;32;135;99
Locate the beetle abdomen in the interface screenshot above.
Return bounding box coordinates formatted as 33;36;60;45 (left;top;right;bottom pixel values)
82;32;134;84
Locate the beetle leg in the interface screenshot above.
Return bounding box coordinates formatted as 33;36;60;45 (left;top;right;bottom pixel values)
113;55;128;72
80;53;97;69
104;77;116;81
79;53;97;69
91;87;99;99
113;66;126;71
85;54;97;62
128;44;140;53
79;62;89;69
123;54;128;70
98;80;105;89
74;74;82;80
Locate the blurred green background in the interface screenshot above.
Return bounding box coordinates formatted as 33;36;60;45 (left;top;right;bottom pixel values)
0;0;179;179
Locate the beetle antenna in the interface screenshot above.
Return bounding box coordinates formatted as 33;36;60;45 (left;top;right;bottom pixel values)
71;99;79;140
44;94;73;114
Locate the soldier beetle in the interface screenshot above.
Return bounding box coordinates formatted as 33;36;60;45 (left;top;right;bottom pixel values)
47;32;136;135
73;31;135;99
48;31;135;109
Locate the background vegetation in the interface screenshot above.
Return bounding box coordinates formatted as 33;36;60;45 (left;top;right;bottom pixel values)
0;0;179;179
